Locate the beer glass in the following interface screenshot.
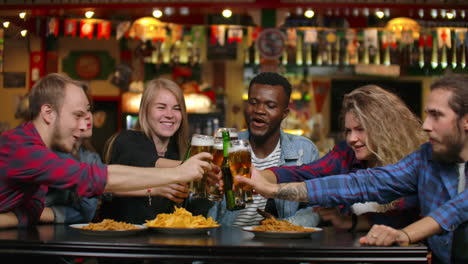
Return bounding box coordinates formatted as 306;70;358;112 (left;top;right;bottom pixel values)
215;128;238;140
207;138;223;201
188;134;214;199
228;139;253;203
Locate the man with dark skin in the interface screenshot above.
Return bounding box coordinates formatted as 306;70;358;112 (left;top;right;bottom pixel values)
209;72;318;226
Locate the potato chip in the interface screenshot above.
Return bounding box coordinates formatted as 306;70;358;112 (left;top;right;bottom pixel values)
145;207;219;228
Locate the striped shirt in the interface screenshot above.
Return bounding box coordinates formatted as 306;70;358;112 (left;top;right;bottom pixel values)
233;141;281;227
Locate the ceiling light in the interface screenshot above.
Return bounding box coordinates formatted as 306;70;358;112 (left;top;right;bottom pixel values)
85;11;94;19
304;9;314;18
180;7;189;16
222;9;232;18
19;12;26;19
20;29;27;37
3;21;10;28
153;9;163;18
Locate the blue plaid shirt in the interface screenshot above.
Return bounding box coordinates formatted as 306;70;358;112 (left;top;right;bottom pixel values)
305;142;467;264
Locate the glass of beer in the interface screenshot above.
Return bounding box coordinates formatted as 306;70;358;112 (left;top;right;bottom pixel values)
228;139;253;203
188;134;214;199
207;138;224;201
215;128;238;140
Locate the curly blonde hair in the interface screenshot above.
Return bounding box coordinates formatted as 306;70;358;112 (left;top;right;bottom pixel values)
341;85;427;167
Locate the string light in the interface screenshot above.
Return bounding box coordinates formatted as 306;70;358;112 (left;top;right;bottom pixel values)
180;7;189;16
164;7;174;16
222;9;232;18
418;9;424;18
19;12;26;19
304;9;314;18
375;9;384;19
153;9;163;18
20;29;27;37
2;21;9;28
85;11;94;19
384;8;390;18
431;9;438;19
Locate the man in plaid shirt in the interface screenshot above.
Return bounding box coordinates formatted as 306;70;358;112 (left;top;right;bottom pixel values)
0;73;212;228
238;74;467;264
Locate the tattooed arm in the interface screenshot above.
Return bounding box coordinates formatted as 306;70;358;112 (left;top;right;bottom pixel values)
275;183;309;203
236;167;309;202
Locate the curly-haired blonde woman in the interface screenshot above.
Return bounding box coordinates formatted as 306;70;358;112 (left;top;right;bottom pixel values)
268;85;427;231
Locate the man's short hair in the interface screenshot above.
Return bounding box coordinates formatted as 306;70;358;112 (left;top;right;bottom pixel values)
29;73;87;120
430;74;468;118
248;72;292;104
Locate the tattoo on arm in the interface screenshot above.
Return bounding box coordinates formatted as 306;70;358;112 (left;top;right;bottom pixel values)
275;183;309;202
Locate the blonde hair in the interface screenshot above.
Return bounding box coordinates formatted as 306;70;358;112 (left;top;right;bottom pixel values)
341;85;427;167
135;78;189;157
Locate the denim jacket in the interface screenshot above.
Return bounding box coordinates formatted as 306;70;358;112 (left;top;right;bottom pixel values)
207;130;319;226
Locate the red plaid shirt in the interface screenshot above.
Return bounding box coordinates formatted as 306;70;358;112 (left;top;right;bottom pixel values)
0;122;107;226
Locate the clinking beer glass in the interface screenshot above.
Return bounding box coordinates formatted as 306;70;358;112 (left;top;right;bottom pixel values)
187;134;214;199
228;139;253;204
207;138;224;201
208;128;239;202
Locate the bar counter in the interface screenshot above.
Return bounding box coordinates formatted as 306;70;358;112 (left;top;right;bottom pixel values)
0;224;428;263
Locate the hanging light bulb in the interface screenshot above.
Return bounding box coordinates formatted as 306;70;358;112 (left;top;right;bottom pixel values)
19;12;26;19
446;11;454;19
384;8;390;18
363;8;369;17
2;21;10;28
418;9;424;18
431;9;438;19
375;9;384;19
461;10;466;19
20;29;27;37
152;9;163;18
164;7;174;16
222;9;232;18
353;8;359;17
440;9;446;18
85;11;94;19
304;9;314;18
296;7;303;16
180;7;189;16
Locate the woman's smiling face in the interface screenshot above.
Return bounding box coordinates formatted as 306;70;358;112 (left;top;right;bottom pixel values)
344;112;372;161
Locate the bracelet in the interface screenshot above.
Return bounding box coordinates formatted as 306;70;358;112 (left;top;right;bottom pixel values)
347;214;358;233
400;229;412;244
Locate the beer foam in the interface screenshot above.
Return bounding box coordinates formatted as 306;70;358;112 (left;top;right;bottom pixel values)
191;136;214;146
216;128;238;138
214;142;223;149
228;143;249;153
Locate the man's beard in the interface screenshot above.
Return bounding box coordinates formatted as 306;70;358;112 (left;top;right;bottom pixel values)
51;119;72;153
431;124;464;164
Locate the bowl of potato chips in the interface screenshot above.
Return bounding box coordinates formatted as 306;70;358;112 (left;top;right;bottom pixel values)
145;207;220;235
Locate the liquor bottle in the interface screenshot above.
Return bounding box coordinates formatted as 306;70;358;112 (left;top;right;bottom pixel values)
221;130;244;211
